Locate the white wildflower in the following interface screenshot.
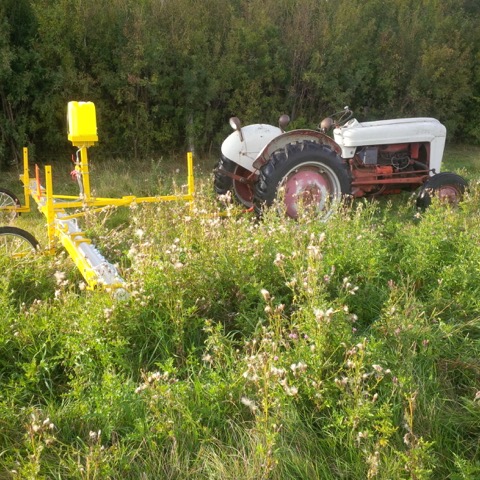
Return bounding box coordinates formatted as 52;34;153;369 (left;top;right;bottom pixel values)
285;385;298;396
54;271;66;284
241;397;257;412
260;289;271;302
273;252;285;267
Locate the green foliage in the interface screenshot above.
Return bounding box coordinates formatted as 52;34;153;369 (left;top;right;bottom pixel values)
0;0;39;167
1;0;480;169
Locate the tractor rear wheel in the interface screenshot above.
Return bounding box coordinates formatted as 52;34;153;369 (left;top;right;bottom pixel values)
214;155;254;208
416;172;468;209
254;141;350;219
214;155;234;195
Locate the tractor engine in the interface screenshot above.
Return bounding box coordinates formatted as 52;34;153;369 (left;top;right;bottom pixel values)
357;144;412;169
348;143;431;196
333;117;445;197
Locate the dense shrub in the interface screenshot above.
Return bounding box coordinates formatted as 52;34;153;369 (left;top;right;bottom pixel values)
1;0;480;168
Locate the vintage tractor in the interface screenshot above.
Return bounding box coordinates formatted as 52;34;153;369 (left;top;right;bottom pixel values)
214;107;468;218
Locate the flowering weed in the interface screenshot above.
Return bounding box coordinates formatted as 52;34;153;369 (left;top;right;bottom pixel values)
0;157;479;478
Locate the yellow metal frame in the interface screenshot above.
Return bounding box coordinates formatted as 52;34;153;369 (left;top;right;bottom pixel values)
3;139;194;293
1;101;196;292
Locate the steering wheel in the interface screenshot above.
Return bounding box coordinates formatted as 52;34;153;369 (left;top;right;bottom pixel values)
319;106;353;131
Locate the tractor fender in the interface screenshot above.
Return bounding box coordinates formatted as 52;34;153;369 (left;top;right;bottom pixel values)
221;123;283;173
252;129;343;170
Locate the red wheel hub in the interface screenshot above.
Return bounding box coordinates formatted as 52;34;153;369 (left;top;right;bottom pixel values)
233;165;254;206
436;185;461;204
284;168;330;218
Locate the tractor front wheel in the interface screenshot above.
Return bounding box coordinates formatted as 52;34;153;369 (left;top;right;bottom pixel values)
254;141;350;219
416;172;468;210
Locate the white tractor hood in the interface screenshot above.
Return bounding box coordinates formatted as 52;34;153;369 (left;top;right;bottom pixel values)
334;118;447;161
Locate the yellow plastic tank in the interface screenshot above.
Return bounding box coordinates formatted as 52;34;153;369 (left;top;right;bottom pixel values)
67;101;98;146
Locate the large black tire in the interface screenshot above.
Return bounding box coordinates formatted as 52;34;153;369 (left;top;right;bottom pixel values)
0;187;21;223
214;155;235;195
416;172;468;210
214;155;254;208
0;226;40;258
254;141;351;219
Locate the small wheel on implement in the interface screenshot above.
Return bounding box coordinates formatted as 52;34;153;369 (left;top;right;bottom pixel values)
0;188;21;223
416;172;468;210
0;226;40;258
214;155;255;208
254;141;350;220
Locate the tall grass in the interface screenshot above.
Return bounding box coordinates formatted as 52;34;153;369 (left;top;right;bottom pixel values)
0;147;479;478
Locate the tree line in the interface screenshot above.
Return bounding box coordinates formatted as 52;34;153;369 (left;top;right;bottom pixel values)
1;0;479;167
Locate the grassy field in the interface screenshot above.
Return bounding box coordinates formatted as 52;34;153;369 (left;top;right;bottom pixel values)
0;146;479;479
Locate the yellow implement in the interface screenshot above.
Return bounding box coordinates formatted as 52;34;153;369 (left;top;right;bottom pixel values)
1;101;195;294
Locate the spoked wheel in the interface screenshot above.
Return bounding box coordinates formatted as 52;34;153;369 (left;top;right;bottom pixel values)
254;141;350;219
214;155;255;208
416;172;468;210
0;188;21;223
0;226;40;258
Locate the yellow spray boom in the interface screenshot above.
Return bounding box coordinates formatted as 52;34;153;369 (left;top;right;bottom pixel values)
0;101;195;297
